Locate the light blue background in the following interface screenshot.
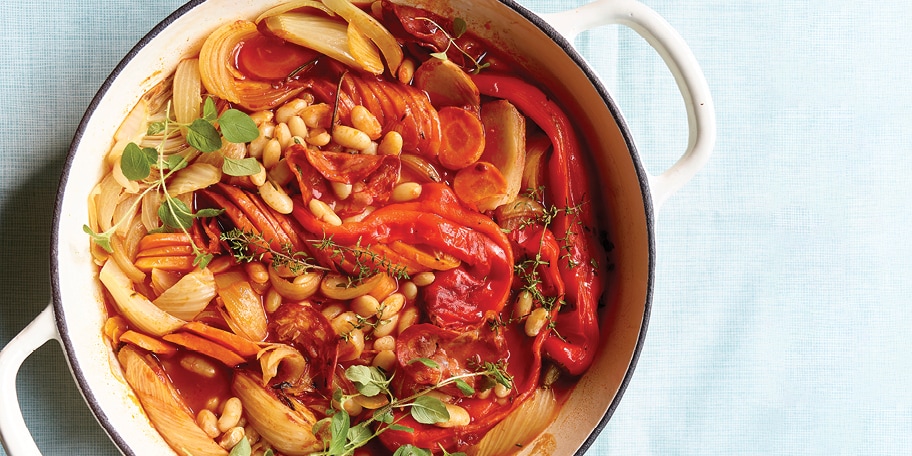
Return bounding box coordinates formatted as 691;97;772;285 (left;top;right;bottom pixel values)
2;0;910;454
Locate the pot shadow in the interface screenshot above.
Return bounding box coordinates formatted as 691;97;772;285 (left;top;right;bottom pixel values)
0;158;119;455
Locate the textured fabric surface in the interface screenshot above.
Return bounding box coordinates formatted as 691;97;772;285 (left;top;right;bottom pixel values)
2;0;910;455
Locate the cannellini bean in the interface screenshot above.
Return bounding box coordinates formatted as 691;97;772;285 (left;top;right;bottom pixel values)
361;141;379;156
436;403;471;428
476;387;492;400
378;131;403;156
371;314;399;338
321;302;346;320
181;354;218;378
288;115;308;138
219;426;246;450
373;335;396;352
335;396;363;417
259;181;294;214
398;58;416;84
308;198;342;226
268;158;294;186
306;128;331;147
265;287;283;313
244;262;269;284
411;271;436;287
332;125;372;151
351;105;382;140
249;110;274;125
353;393;390;410
351;294;381;318
494;382;512;399
331;181;353;200
392;182;422;202
276;98;308;124
515;290;533;319
263;138;282;170
397;306;420;335
275;122;292;150
524;307;549;337
218;397;243;432
249;162;267;187
379;293;405;320
197;409;220;439
302;103;332;129
400;281;418;301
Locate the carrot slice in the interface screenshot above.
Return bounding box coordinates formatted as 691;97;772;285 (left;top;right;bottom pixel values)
120;330;179;357
452;161;508;212
181;321;261;358
437;106;486;170
162;332;247;367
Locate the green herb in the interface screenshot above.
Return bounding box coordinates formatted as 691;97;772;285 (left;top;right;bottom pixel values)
313;361;513;455
84;96;258;269
220;228;329;275
393;445;432;456
228;436;251;456
418;17;490;74
222;157;262;177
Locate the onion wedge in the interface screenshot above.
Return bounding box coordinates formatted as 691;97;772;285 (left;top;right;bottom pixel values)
118;346;228;456
470;388;557;456
322;0;403;73
152;266;216;320
265;13;362;71
99;259;184;337
232;371;321;455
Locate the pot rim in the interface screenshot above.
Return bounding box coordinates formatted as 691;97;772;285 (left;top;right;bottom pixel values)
49;1;656;454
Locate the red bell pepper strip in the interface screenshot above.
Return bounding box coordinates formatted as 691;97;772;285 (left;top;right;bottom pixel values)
473;74;604;375
291;183;514;330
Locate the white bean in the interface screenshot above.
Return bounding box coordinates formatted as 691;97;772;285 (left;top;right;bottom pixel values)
411;271;436;287
378;131;403;156
524;307;549;337
259;181;293;214
332;125;373;151
217;397;242;433
391;182;422;202
351;105;382;140
309;198;342;226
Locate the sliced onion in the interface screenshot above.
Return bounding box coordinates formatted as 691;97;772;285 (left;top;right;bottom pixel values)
347;22;384;75
232;371;321;455
479;100;527;206
99;259;184;337
265;13;360;70
172;58;202;137
118;346;228;456
153;267;217;320
217;280;268;341
319;273;383;300
167;163;222;195
257;344;307;386
199;20;257;104
470;388;557;456
268;266;321;301
255;0;332;24
322;0;403;73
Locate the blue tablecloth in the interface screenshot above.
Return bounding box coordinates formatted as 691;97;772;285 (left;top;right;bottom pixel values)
2;0;910;454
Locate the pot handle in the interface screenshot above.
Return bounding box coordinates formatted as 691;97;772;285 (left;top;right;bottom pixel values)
541;0;716;210
0;304;59;456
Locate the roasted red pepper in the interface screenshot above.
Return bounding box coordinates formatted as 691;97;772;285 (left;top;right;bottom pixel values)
291;182;514;331
473;74;604;375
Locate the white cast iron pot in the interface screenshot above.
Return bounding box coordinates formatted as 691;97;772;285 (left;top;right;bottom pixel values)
0;0;715;454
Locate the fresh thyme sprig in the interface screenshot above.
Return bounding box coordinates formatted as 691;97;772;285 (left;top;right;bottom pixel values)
314;235;411;282
220;228;330;275
417;17;490;74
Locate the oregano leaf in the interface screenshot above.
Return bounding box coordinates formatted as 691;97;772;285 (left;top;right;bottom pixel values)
147;121;166;136
429;51;448;61
452;17;468;38
83;225;113;253
347;422;373;447
165;153;189;172
193;252;214;269
194;208;225;218
203;97;218;122
393;445;432;456
454;378;475;396
329;410;350;454
120;142;152;180
388;423;414;433
410;396;449;425
219;109;260;143
186;118;222;152
228;436;251;456
408;357;440;369
222;157;261;177
159;197;193;229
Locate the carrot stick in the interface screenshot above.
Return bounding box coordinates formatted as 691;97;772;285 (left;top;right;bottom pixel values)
134;255;196;272
135;245;195;258
137;232;192;251
181;321;261;358
120;330;179;357
162;332;247;367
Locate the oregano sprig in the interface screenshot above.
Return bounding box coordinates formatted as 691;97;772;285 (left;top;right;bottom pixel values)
85;96;259;269
418;17;490;74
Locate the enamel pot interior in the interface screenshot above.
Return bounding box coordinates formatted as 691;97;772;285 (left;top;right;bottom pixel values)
51;0;654;454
